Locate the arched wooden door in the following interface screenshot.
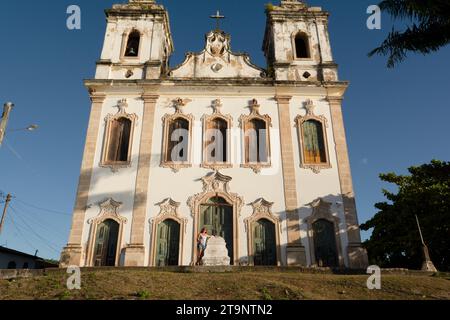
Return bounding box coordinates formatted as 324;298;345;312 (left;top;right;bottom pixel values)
253;219;276;266
156;219;180;266
200;197;233;264
313;219;338;267
93;219;120;266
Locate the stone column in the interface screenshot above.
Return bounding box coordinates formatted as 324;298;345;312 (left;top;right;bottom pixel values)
60;93;106;267
123;93;159;266
275;95;307;266
328;97;368;269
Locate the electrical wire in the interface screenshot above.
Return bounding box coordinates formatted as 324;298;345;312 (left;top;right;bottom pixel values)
8;206;61;254
11;202;68;242
15;198;72;216
6;211;38;253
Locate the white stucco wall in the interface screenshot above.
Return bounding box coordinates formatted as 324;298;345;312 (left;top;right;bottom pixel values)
289;97;349;266
79;89;350;267
81;96;144;266
76;2;354;268
144;95;288;266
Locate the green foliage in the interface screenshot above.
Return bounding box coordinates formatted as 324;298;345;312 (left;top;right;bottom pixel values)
369;0;450;68
261;287;273;300
58;290;72;300
136;289;150;299
265;3;275;12
45;259;59;265
361;160;450;271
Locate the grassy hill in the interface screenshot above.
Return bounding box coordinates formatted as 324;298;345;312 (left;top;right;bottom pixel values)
0;268;449;300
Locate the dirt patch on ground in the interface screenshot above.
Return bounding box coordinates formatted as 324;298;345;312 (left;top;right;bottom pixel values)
0;269;448;300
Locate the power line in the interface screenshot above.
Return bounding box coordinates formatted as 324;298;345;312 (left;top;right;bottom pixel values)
15;198;72;216
6;211;38;253
11;203;68;242
8;206;61;254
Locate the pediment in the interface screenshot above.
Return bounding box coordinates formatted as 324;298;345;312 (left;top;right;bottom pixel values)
169;30;266;79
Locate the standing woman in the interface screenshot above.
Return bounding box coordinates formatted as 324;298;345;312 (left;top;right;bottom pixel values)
196;227;211;265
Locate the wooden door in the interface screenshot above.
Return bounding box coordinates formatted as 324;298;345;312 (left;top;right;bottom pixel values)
200;197;233;264
253;219;277;266
156;219;180;266
93;219;119;266
313;219;338;267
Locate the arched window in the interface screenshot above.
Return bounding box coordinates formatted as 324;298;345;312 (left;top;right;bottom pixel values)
105;117;132;163
205;118;228;163
161;103;193;172
101;100;137;172
294;32;310;59
166;118;189;163
23;262;29;269
302;120;327;164
125;30;140;57
240;100;272;173
7;261;16;269
245;118;268;164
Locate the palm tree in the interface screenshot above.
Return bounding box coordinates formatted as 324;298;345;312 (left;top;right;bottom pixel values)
369;0;450;68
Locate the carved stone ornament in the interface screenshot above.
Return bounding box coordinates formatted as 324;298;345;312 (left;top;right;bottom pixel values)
239;99;272;173
149;198;188;232
187;171;244;218
88;198;127;225
168;29;265;79
173;97;192;114
244;198;281;234
206;31;230;58
295;99;331;174
201;99;233;171
100;99;138;173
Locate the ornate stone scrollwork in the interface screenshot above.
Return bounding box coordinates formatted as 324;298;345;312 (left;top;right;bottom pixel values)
205;30;231;59
155;198;180;217
295;99;331;174
244;198;281;234
239;99;272;173
201;99;233;171
87;198;128;225
100;99;138;173
160;98;194;172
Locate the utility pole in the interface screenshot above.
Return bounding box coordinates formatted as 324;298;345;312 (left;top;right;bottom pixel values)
0;102;14;147
0;194;12;235
415;214;437;272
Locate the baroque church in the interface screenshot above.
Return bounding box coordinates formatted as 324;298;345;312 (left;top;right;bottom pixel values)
61;0;368;269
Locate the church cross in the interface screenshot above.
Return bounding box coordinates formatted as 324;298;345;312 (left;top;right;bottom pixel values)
210;10;225;31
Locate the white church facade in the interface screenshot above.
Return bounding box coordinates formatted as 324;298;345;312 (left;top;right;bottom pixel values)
61;0;368;268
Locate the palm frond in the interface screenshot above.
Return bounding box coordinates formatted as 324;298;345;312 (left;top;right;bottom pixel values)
379;0;450;22
370;0;450;68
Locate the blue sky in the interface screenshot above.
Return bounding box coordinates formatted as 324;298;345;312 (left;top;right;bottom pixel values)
0;0;449;260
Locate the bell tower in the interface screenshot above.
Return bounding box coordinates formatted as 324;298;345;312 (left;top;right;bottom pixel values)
263;0;338;82
95;0;173;80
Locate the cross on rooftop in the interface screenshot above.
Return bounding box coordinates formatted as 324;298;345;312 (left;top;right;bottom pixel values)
210;10;225;31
